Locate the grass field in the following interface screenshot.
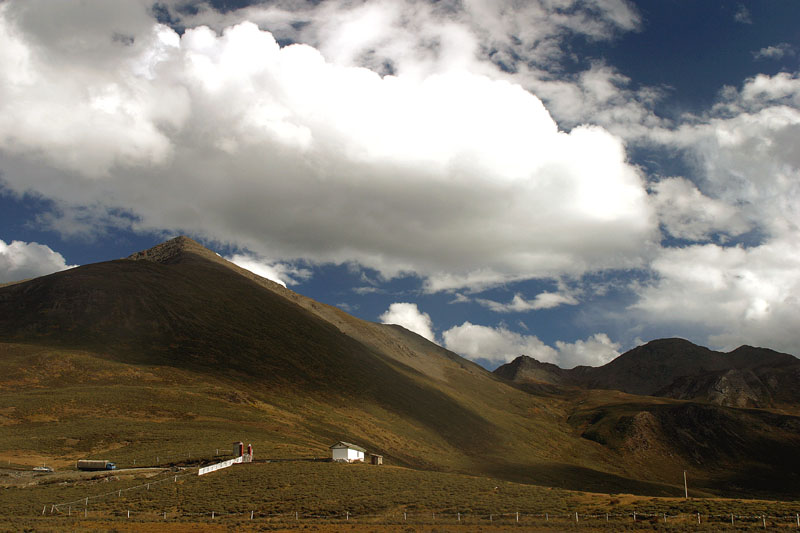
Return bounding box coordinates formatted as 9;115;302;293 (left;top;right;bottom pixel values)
3;461;799;531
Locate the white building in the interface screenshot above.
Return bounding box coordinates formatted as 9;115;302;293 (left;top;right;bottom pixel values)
330;441;366;463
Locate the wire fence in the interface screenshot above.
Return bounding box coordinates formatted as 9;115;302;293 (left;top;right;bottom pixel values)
38;507;800;528
33;456;800;529
47;467;200;515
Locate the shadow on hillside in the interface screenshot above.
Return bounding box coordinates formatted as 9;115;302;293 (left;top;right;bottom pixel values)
485;461;689;498
704;465;800;501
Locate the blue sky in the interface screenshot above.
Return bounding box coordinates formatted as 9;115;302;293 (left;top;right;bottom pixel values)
1;0;799;369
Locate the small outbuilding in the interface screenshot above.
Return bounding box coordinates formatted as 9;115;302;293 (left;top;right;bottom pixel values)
330;442;366;463
369;453;383;465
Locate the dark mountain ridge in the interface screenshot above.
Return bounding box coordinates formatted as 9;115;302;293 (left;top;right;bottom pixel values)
495;338;800;408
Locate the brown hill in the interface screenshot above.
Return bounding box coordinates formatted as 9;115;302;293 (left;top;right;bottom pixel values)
0;237;632;492
2;237;800;499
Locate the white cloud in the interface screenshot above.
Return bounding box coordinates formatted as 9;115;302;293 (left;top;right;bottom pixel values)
441;322;619;367
520;62;668;138
0;3;656;293
555;333;621;368
734;4;752;24
171;0;641;75
631;241;800;355
379;302;435;341
649;177;749;241
477;292;578;313
0;239;77;283
442;322;555;364
753;43;794;61
449;293;472;304
353;286;383;295
0;2;186;177
738;72;800;108
227;253;309;287
658;75;800;243
627;71;800;353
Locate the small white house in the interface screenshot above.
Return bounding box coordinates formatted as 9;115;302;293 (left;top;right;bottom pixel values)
330;441;366;463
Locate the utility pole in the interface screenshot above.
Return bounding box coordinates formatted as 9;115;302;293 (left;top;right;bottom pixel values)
683;471;688;499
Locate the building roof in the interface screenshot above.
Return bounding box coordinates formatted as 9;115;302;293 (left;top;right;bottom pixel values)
329;441;367;453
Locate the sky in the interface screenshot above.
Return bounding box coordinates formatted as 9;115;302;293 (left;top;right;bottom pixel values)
1;0;799;370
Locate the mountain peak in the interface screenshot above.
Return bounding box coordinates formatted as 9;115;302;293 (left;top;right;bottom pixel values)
127;235;222;265
494;354;571;385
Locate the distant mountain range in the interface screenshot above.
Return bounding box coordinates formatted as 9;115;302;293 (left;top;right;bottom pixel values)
494;338;800;408
1;236;799;499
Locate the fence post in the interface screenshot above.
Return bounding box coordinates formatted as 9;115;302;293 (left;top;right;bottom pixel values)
516;512;519;522
68;506;71;516
732;513;734;526
250;510;254;520
346;511;349;521
546;512;549;521
42;506;46;515
404;512;407;521
575;511;579;523
664;513;667;523
127;510;130;518
164;511;166;520
84;508;87;518
763;515;766;528
212;511;215;519
633;511;636;522
796;513;799;527
606;513;608;522
697;512;700;524
457;512;460;522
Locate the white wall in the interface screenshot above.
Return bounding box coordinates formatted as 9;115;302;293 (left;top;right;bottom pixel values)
332;447;364;462
347;449;364;462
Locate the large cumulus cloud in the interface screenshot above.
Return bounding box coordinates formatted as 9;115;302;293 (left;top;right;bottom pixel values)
4;0;800;362
0;1;656;292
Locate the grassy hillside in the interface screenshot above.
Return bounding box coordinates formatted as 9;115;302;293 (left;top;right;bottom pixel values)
5;461;800;533
2;237;800;503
